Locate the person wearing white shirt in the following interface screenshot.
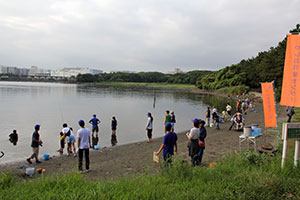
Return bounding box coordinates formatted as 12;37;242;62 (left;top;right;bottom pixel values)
77;120;92;173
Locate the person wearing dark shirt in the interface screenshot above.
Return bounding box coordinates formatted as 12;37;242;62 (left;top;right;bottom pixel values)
198;120;207;164
155;122;178;167
205;107;210;127
111;116;118;146
26;124;43;164
170;111;176;132
89;114;101;147
9;130;18;146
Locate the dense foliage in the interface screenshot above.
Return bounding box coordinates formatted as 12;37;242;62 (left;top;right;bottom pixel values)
197;24;300;93
77;70;212;85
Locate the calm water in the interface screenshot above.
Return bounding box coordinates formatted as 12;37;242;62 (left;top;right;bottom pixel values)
0;81;231;163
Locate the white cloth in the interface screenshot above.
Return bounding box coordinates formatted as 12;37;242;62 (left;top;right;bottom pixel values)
226;105;232;111
77;128;91;149
62;128;74;137
189;127;200;140
212;108;217;113
147;117;153;129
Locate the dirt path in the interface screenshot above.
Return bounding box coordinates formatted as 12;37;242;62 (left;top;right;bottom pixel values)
0;102;287;181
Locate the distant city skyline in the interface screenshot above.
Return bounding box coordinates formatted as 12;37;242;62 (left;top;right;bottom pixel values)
0;0;299;72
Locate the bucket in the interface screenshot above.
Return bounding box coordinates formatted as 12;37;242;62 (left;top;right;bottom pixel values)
94;145;99;150
244;126;252;137
251;124;259;130
25;167;35;176
252;128;262;137
43;154;50;160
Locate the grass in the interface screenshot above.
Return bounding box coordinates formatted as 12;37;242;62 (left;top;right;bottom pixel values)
93;81;197;89
1;152;300;200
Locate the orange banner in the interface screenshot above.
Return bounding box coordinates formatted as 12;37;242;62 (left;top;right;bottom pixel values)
280;34;300;107
262;82;277;127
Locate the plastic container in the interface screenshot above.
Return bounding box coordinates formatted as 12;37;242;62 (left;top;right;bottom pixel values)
244;126;252;137
252;128;262;137
43;154;50;160
94;145;99;150
251;124;259;130
25;167;35;176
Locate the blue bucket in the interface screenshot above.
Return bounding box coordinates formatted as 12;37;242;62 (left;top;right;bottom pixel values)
94;145;99;150
43;154;50;160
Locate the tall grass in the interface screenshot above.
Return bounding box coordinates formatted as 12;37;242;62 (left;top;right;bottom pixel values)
1;152;300;200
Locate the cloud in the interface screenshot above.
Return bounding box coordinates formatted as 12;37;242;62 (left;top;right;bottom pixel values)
0;0;299;72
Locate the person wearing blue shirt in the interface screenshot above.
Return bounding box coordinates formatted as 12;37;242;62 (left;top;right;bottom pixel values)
89;114;101;147
155;122;178;167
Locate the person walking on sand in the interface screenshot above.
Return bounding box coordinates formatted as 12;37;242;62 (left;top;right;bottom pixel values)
164;110;171;133
89;114;100;147
26;125;43;164
170;111;176;132
146;112;153;143
205;107;210;127
155;122;177;167
111;116;118;146
77;120;92;173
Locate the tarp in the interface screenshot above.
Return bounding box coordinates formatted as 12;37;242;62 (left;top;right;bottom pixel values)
280;34;300;107
262;82;277;127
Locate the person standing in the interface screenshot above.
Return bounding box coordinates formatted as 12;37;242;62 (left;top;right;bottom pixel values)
212;112;220;130
26;125;43;164
186;118;200;166
146;112;153;143
77;120;92;173
286;106;295;123
205;107;210;127
89;114;100;147
198;120;207;164
226;103;232;116
155;122;178;167
170;111;176;132
111;116;118;146
164;110;171;133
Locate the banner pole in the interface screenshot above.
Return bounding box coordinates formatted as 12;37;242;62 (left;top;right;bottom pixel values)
272;81;281;151
294;140;299;167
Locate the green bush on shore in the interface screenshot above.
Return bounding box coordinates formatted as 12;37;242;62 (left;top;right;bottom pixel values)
1;152;300;200
216;85;250;95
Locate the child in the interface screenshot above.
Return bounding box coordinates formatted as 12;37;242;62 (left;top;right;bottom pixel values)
58;131;65;155
111;117;118;146
212;112;220;130
155;122;177;167
9;130;18;146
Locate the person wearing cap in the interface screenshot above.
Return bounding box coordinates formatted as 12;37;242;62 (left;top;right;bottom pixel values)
198;120;207;164
186;118;201;166
155;122;177;167
77;120;92;173
146;112;153;143
170;111;176;132
26;124;43;164
89;114;101;147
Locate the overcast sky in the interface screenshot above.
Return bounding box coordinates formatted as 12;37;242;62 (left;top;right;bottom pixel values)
0;0;299;72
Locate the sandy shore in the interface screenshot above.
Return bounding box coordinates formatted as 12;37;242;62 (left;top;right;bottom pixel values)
0;101;287;180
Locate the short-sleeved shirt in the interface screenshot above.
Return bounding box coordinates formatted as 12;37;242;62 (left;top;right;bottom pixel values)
147;117;153;129
165;114;171;123
162;132;177;156
189;127;200;140
89;117;100;128
77;128;91;149
112;120;117;130
226;105;232;111
31;131;40;148
171;114;176;123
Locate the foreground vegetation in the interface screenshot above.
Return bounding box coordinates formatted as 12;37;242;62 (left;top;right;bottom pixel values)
1;152;300;200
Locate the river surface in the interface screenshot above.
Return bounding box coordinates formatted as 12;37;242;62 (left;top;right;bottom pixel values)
0;81;232;163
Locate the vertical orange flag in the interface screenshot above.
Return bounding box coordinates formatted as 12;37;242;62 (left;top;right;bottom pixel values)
281;34;300;107
262;82;277;127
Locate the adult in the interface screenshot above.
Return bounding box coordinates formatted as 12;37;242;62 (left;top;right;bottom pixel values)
164;110;171;133
234;113;244;130
62;123;76;157
226;103;232;116
146;112;153;143
198;120;207;164
205;107;210;127
89;114;100;147
77;120;92;173
286;106;295;123
212;112;220;130
186;118;201;166
170;111;176;132
111;116;118;146
26;125;43;164
155;122;177;167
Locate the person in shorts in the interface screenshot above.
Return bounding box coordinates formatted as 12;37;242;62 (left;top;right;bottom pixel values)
26;124;43;164
164;110;171;133
62;124;76;157
111;116;118;146
170;111;176;132
146;112;153;143
89;114;101;147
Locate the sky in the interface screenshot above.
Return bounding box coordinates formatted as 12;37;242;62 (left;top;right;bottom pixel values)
0;0;299;73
